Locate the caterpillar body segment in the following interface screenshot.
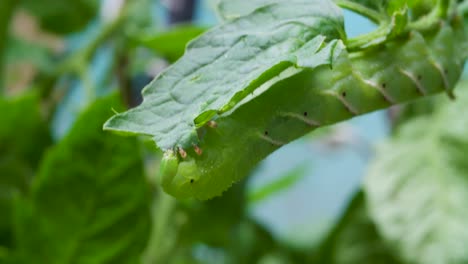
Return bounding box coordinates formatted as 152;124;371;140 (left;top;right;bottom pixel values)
160;25;464;200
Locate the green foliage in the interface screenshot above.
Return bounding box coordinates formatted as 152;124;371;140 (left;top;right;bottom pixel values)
13;95;151;264
143;183;279;264
104;0;345;150
365;80;468;264
21;0;98;34
0;93;50;169
0;1;468;263
104;0;466;200
248;165;307;204
0;93;51;249
136;25;206;63
319;191;402;264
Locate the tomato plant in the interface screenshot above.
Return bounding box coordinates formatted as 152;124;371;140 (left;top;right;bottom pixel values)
1;0;468;263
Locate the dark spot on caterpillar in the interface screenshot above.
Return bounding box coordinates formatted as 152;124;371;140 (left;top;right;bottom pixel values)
190;179;194;183
264;131;269;136
382;83;387;89
417;75;422;81
341;91;347;97
303;112;308;116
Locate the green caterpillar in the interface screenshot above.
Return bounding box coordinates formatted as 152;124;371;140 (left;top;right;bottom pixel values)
159;23;465;200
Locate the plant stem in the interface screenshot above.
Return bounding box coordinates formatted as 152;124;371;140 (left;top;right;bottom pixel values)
142;192;179;264
42;0;132;113
346;0;450;51
56;6;129;77
335;0;386;24
408;0;449;31
346;22;394;51
0;0;18;96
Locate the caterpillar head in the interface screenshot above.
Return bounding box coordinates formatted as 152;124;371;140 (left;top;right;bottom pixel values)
159;150;202;199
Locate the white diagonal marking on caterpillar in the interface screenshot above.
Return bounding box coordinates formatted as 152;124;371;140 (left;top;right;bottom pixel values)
323;91;359;116
430;60;455;99
398;68;428;96
279;112;321;126
362;79;397;104
258;132;285;146
352;70;397;104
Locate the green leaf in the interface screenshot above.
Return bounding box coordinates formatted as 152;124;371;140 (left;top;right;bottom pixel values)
0;159;29;249
14;95;151;264
0;94;50;167
104;0;345;150
319;191;402;264
0;93;51;248
21;0;98;34
247;165;307;204
364;80;468;264
135;25;207;63
215;0;281;20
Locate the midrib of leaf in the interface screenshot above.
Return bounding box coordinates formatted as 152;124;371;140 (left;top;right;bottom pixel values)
65;188;146;263
65;196;98;263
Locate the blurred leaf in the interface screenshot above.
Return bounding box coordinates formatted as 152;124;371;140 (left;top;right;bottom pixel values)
178;183;278;263
144;183;247;263
136;25;206;63
104;0;344;150
14;95;151;264
0;160;29;249
390;93;451;132
21;0;98;34
0;93;51;248
319;191;402;264
178;182;247;246
365;80;468;264
6;37;54;72
0;93;50;167
248;165;307;204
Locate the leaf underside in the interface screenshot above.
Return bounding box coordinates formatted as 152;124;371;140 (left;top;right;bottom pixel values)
104;0;344;150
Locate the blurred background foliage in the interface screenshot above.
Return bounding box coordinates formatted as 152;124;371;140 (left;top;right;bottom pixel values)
1;0;468;263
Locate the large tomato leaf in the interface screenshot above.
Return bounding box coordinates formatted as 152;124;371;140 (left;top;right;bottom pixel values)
104;0;345;150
